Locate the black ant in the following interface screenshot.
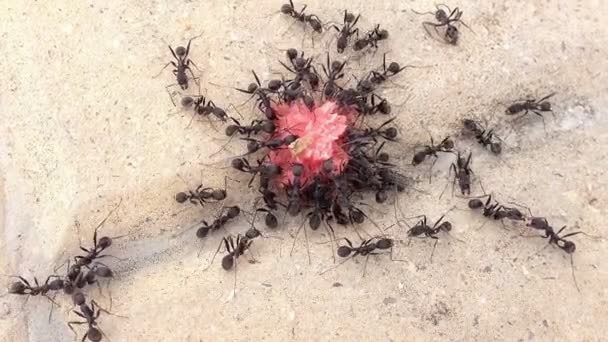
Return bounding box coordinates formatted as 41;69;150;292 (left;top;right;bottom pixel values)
156;38;199;91
368;54;410;86
463;119;502;154
195;205;241;239
286;164;304;217
191;95;229;122
225;118;276;137
413;5;470;45
505;93;556;126
321;53;346;98
235;70;277;120
353;24;389;51
468;194;525;223
279;49;319;89
442;151;474;197
68;300;120;342
204;233;258;293
231;158;282;187
8;275;63;298
242;134;298;154
175;180;227;206
280;0;323;33
319;237;400;276
332;10;360;53
404;214;454;262
412;135;454;165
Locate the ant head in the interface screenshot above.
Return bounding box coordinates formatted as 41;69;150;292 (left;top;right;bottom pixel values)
468;199;484;209
267;79;282;91
540;102;552;111
181;96;194;107
247;83;258;93
337;245;352;257
442;138;455;149
261;120;276;134
294;57;307;69
463;119;476;131
245;227;261;239
350;209;365;224
377;152;390;163
375;190;388;203
225;125;239;137
384;127;398;140
377;29;389;40
174;46;187;57
490;142;502;154
331;60;344;73
359;80;373;93
212;189;227;201
303;95;315;109
375;238;393;249
231;158;246;170
72;291;86;306
286;48;298;60
221;255;235;270
97;236;112;249
175;192;189;203
196;226;210;239
87;327;103;342
246;140;260;153
8;281;27;294
439;221;452;232
284;134;298;145
280;3;293;14
226;206;240;219
387;62;402;75
292;163;304;177
265;212;278;228
344;11;355;23
435;9;448;22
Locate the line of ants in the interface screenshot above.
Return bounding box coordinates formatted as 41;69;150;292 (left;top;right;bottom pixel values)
6;202;128;341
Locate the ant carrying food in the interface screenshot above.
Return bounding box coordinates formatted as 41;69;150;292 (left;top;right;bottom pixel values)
332;10;360;53
280;0;323;33
463;119;502;154
413;5;471;45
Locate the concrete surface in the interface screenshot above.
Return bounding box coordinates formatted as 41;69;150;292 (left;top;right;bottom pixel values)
1;0;607;341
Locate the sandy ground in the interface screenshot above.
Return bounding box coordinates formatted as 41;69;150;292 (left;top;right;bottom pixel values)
1;0;608;341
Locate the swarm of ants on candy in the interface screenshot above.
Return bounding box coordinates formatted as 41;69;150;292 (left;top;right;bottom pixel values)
5;2;597;341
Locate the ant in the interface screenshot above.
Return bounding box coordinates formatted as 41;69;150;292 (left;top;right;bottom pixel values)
286;164;304;217
242;134;298;154
235;70;277;120
353;24;389;51
156;38;199;91
347;118;398;143
468;194;525;223
412;135;455;165
321;54;346;98
368;54;409;86
279;50;319;89
413;5;470;45
225;118;275;137
280;0;323;33
175;179;227;206
68;300;120;342
442;151;474;197
505;93;556;126
404;214;454;262
8;275;63;298
195;205;241;239
320;237;400;276
332;10;360;53
231;158;282;187
205;233;258;293
463;119;502;154
191;95;229;122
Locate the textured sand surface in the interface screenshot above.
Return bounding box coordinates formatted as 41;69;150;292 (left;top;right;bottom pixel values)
1;0;608;341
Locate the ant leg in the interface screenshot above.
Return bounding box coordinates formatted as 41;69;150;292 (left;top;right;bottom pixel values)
532;110;547;132
92;199;123;246
91;300;127;318
362;255;370;278
429;237;439;263
318;255;355;275
203;237;228;271
570;254;581;293
152;61;177;78
67;321;87;336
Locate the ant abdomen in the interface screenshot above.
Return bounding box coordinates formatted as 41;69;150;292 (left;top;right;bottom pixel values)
197;227;210;239
375;238;393;250
468;199;484;209
337;246;352;258
8;282;26;294
175;192;189;203
221;255;235;270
